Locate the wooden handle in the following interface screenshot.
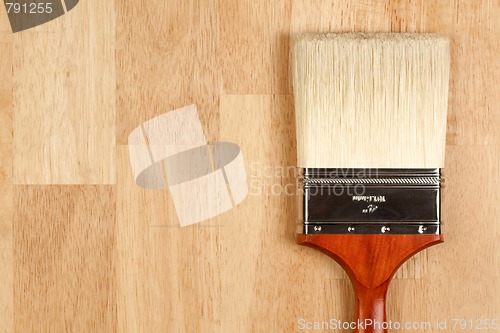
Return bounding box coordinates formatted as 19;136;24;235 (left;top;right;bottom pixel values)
354;281;389;333
296;234;443;333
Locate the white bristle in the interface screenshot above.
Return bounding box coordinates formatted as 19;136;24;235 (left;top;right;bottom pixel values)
292;33;450;168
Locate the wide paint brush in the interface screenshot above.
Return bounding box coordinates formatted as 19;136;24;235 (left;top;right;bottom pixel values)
292;33;450;333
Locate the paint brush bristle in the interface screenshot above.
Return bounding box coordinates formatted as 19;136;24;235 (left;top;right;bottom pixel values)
292;33;450;168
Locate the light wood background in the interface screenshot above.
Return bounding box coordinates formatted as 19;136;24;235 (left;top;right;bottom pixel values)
0;0;499;332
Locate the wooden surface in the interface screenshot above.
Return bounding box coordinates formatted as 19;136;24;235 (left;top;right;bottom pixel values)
0;0;499;332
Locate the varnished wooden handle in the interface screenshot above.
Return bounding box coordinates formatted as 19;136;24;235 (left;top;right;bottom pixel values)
354;281;390;333
296;234;443;333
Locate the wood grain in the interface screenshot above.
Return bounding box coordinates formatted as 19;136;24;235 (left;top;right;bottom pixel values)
116;0;220;144
219;0;292;94
12;0;115;184
0;145;13;333
0;0;498;332
0;17;13;332
0;38;12;144
13;186;116;332
116;145;223;332
219;95;354;331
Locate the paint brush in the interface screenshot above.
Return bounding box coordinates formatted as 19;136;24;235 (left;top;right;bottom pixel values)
292;33;450;333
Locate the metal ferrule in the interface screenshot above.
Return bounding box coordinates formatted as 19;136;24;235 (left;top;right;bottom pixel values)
296;168;442;235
